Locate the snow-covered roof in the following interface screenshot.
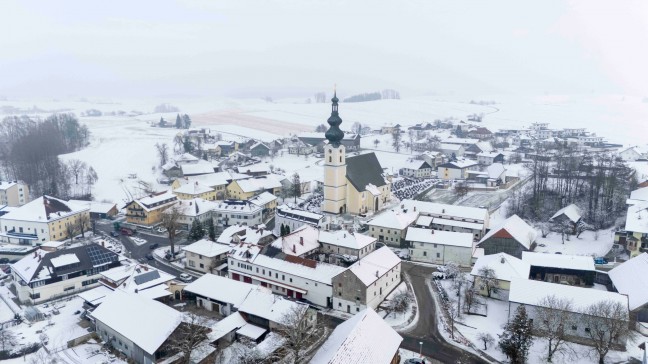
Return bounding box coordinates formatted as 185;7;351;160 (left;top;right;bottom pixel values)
486;163;506;179
477;151;503;158
182;239;230;258
50;253;80;268
310;308;402;364
416;215;433;226
550;204;582;223
0;181;18;190
318;230;376;250
213;200;262;214
431;217;483;230
442;138;479;145
175;153;199;164
509;279;629;315
77;285;113;306
345;247;401;286
235;175;283;193
183;273;254;307
365;184;381;196
251;254;345;284
217;225;248;244
478;214;537;249
248;191;277;207
134;191;177;212
608;253;648;310
68;200;116;214
1;196;89;223
236;323;267;340
470;253;530;282
401;199;489;223
173;181;214;195
208;311;247;342
237;163;270;174
11;250;48;282
475;141;494;153
625;202;648;234
181;161;215;176
231;226;274;245
91;290;183;355
276;204;324;222
439;143;463;151
405;228;473;248
367;209;418;230
172;198;218;217
438;160;479;169
522;252;594;271
630;187;648;203
237;286;308;323
271;225;320;256
100;263;175;294
229;242;263;262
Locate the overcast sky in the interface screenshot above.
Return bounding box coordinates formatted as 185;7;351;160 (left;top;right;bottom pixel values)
1;0;647;99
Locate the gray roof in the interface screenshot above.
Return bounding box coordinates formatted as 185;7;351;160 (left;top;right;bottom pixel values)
346;153;386;191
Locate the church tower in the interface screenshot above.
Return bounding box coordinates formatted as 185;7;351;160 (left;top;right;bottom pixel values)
322;90;347;214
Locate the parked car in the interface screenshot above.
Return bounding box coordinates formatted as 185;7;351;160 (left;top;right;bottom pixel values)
179;273;192;282
432;272;446;280
110;231;119;237
121;228;134;236
594;257;608;265
404;359;425;364
149;243;159;250
145;253;154;260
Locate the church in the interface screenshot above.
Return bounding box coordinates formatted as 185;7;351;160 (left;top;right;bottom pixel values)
321;92;391;215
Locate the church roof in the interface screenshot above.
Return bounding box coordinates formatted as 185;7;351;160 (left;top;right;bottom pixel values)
346;153;387;192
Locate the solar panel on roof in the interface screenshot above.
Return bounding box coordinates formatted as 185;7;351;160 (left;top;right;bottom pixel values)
86;245;118;266
133;270;161;285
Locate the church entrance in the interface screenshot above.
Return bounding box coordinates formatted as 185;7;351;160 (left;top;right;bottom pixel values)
374;197;379;211
339;205;346;214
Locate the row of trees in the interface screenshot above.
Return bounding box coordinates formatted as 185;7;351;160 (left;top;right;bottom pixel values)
0;114;93;197
158;114;192;129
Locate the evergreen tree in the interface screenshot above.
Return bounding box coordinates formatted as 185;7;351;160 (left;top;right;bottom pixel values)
182;114;192;129
206;217;216;241
291;172;301;203
189;219;205;241
175;114;182;128
499;305;533;364
159;117;166;127
280;224;286;236
285;225;290;235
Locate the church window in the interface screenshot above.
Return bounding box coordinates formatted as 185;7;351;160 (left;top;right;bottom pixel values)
329;157;332;163
339;148;342;153
339;156;342;162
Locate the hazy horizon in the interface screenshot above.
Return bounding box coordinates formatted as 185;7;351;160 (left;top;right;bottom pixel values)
2;0;648;100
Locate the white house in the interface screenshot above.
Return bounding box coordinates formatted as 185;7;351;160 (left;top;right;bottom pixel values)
275;205;325;235
318;230;377;262
332;247;401;313
439;143;465;158
92;290;183;364
99;262;174;300
406;228;473;266
399;160;434;178
182;239;231;274
367;209;418;247
172;198;218;230
437;160;479;180
212;200;263;227
0;180;29;207
401;199;489;240
470;253;530;299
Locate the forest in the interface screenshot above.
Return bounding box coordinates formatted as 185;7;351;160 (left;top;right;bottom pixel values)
0;113;95;199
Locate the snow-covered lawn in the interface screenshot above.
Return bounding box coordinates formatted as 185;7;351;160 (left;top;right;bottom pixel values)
534;229;615;257
378;281;418;330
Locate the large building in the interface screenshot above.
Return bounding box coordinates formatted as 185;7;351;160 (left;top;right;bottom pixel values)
124;191;178;226
0;196;91;244
321;92;391;215
0;180;29;207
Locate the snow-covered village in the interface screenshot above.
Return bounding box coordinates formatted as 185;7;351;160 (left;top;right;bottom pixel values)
2;2;648;364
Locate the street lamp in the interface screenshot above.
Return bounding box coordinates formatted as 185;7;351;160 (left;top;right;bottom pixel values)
419;341;423;357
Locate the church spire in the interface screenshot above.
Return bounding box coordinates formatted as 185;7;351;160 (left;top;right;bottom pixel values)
325;86;344;147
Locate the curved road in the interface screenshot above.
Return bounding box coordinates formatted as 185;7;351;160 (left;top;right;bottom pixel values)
400;262;490;364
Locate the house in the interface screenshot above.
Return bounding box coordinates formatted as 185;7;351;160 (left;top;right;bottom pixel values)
608;253;648;331
399;160;434;178
271;225;321;258
228;242;345;307
236;286;314;332
249;142;270;157
508;279;629;348
184;274;254;315
468;127;493;140
215;141;238;156
420;151;444;169
275;205;325;234
0;196;91;244
620;145;648;161
310;308;402;364
628;187;648;205
401;199;489;240
0;180;29;206
380;124;401;135
181;160;216;177
217;224;275;246
170;198;218;230
332;247;401;313
172;172;242;200
287;140;316;155
470;253;530;300
92;290;184;363
406;228;473;266
618;201;648;258
248;191;278;219
549;204;583;234
69;200;118;219
464;141;494;159
11;243;121;304
227;175;283;200
366;209;418;247
439;143;465;158
172;181;217;201
236;162;270;177
522;252;594;286
318;230;376;263
124;191;177;226
476;214;537;258
477;151;504;166
99;262;174;300
437;160;479;180
212;200;264;227
467;163;507;187
183;239;231;274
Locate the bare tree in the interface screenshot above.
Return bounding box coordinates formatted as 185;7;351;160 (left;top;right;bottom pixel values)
276;305;324;364
166;313;211;364
451;272;468;315
161;204;181;257
391;130;402;153
476;266;500;298
350;122;362;135
77;213;90;238
373;139;380;149
476;332;494;350
65;222;77;240
535;295;574;363
463;285;480;314
581;300;629;364
0;328;17;351
156;143;169;166
454;183;471;198
67;159;86;185
386;290;411;314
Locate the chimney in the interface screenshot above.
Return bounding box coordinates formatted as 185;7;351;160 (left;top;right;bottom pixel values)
143;265;148;271
300;237;304;246
292;244;296;253
123;283;126;287
37;253;41;262
442;209;445;214
430;229;434;234
375;270;379;278
33;251;37;258
102;241;105;247
413;206;417;212
401;204;404;209
501;257;505;264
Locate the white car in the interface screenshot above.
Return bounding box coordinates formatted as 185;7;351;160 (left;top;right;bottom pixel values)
179;273;192;282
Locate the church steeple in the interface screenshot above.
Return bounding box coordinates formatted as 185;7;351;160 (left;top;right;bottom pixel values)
325;88;344;147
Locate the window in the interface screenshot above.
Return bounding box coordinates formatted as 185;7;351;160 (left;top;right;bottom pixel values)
584;328;590;333
188;260;195;267
290;278;293;282
423;251;427;257
571;325;577;330
436;253;440;258
199;263;204;268
356;307;360;312
282;275;285;281
338;302;341;307
338;292;341;296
